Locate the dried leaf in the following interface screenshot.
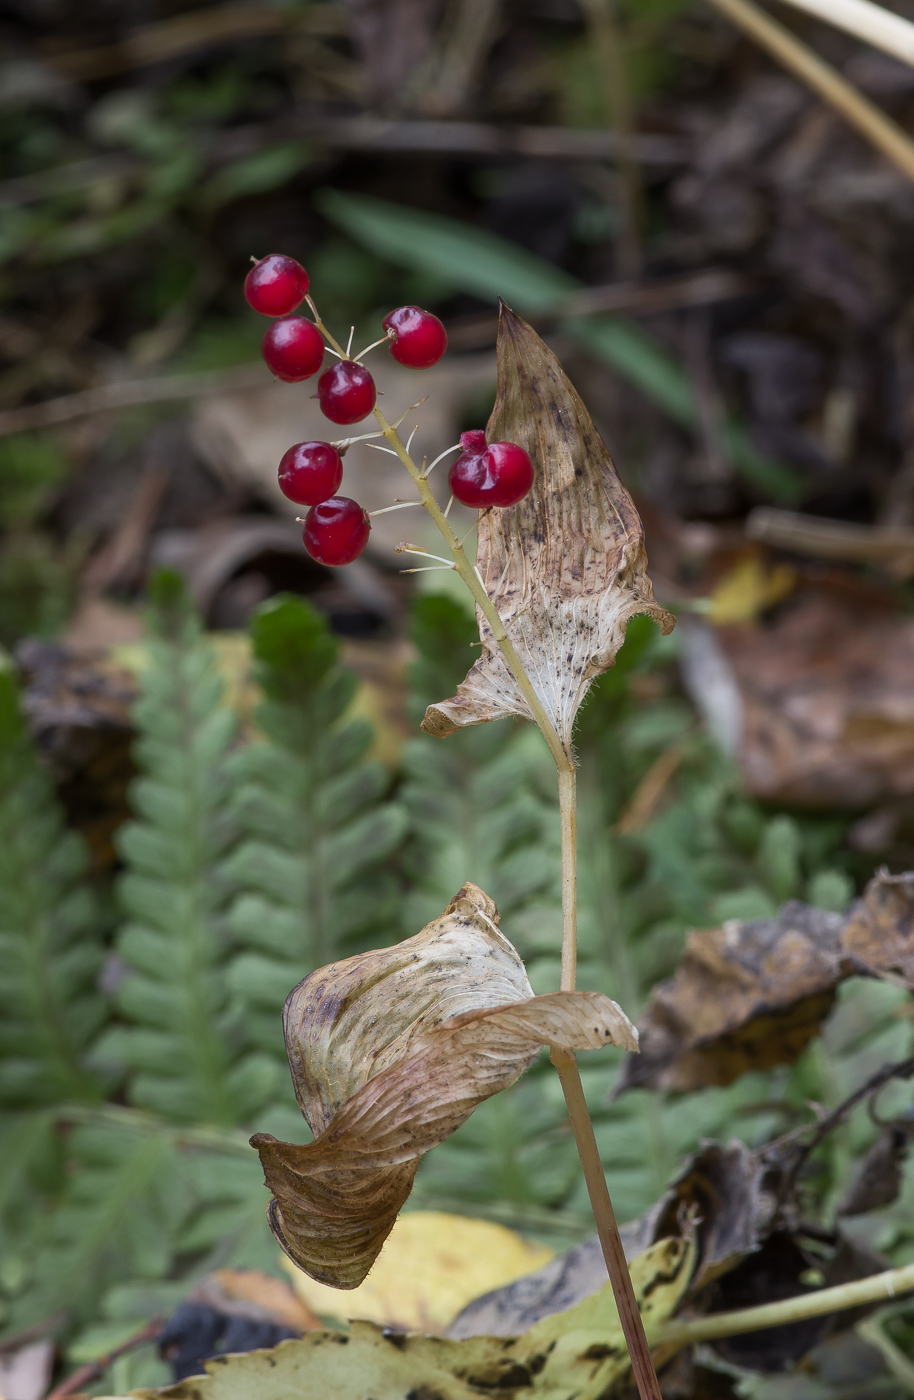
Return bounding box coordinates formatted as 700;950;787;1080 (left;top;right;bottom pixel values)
719;588;914;809
252;883;637;1289
616;900;843;1095
450;1141;774;1339
107;1235;694;1400
840;869;914;985
617;870;914;1095
283;1210;554;1333
422;304;673;753
836;1127;910;1216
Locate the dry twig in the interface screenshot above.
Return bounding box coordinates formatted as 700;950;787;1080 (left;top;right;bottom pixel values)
705;0;914;184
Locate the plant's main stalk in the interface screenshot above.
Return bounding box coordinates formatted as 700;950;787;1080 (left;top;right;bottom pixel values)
309;299;664;1400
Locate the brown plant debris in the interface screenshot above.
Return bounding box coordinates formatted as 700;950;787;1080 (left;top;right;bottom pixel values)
251;882;637;1289
115;1236;694;1400
421;304;673;755
616;869;914;1096
722;589;914;810
449;1140;772;1339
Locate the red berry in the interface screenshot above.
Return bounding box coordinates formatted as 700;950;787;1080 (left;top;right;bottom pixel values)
317;361;376;424
448;432;534;509
382;305;447;368
278;441;343;506
262;317;324;382
244;254;309;316
303;496;371;566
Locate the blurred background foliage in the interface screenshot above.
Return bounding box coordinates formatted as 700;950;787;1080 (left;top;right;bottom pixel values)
4;0;914;1395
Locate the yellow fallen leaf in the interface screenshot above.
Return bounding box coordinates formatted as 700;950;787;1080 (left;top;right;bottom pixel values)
283;1210;554;1333
709;556;795;626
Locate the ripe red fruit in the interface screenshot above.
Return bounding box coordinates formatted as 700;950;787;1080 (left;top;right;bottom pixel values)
382;305;447;368
317;360;376;424
448;431;534;509
244;254;309;316
262;316;324;382
303;496;371;566
278;441;343;506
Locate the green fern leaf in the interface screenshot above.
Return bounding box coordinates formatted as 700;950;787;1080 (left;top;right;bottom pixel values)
0;668;105;1107
224;595;407;1063
401;594;559;933
96;576;277;1126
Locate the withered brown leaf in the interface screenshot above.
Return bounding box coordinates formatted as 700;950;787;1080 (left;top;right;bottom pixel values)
252;883;637;1289
422;304;673;753
616;870;914;1096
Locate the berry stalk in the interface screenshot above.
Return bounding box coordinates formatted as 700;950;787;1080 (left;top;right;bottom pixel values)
305;296;571;777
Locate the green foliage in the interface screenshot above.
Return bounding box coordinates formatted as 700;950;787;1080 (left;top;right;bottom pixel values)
0;579;892;1375
317;190;802;502
401;595;558;931
224;595;407;1062
0;668;104;1108
0;434;68;530
97;575;276;1126
0;532;77;647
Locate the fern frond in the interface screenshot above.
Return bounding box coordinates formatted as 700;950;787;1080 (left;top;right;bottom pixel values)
0;669;105;1106
401;594;559;934
224;596;407;1061
98;576;277;1126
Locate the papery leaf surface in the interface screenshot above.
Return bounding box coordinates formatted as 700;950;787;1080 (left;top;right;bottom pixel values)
422;304;673;754
252;883;637;1288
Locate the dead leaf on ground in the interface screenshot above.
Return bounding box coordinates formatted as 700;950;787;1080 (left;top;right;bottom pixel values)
252;882;637;1289
615;900;843;1095
722;590;914;809
450;1141;773;1340
616;870;914;1096
840;869;914;986
104;1235;694;1400
422;304;673;757
284;1210;554;1333
200;1270;321;1332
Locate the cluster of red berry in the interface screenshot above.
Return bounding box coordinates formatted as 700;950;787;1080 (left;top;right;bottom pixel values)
244;253;534;566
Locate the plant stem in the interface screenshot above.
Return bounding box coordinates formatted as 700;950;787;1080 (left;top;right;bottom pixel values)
308;296;571;775
706;0;914;185
554;761;663;1400
308;300;662;1400
658;1262;914;1351
558;767;578;991
551;1049;663;1400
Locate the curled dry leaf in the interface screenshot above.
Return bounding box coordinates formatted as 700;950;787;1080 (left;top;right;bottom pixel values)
251;883;637;1289
422;304;673;754
616;869;914;1096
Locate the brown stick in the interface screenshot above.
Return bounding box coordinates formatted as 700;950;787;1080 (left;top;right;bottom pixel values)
705;0;914;184
0;363;266;437
43;1317;163;1400
552;1051;663;1400
746;506;914;564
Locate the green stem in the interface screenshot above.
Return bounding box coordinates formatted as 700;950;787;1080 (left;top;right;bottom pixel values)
308;298;571;776
659;1262;914;1351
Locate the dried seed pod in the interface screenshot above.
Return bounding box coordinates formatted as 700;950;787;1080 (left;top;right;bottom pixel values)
422;304;674;756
